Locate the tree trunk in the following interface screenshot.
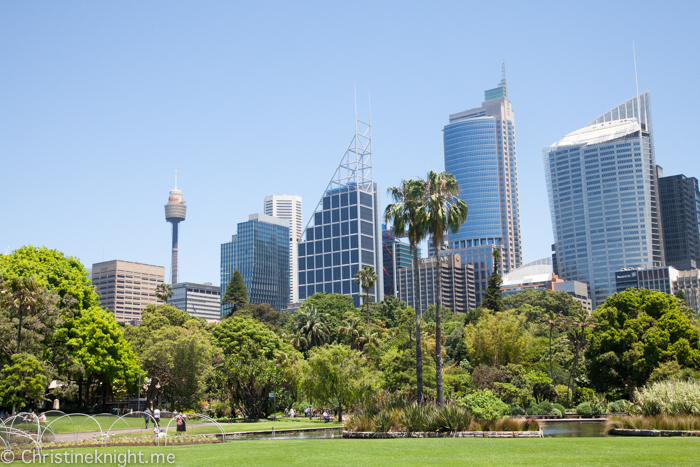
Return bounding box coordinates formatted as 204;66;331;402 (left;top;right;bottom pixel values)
17;305;23;354
549;326;553;380
412;244;423;405
337;398;343;423
434;239;444;409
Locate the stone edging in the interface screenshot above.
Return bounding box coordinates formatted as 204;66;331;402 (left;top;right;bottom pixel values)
342;430;543;439
609;428;700;437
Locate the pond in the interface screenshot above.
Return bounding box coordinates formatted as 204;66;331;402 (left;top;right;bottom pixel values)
541;420;607;437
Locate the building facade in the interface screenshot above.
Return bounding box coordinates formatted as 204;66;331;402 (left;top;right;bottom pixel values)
544;92;664;308
220;213;290;315
658;172;700;270
442;67;523;306
382;228;416;297
169;282;221;322
264;194;303;303
91;260;165;323
296;113;383;307
397;254;476;314
615;266;700;313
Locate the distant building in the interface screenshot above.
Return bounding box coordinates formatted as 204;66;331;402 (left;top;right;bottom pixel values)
615;266;700;313
658;171;700;270
441;64;523;306
382;228;417;297
220;213;290;316
501;257;592;312
91;260;165;323
168;282;221;322
545;92;664;308
397;254;476;314
265;194;303;304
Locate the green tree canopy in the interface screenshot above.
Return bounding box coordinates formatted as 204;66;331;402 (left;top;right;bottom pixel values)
0;245;98;314
301;344;377;421
212;316;295;358
376;295;406;329
586;288;700;399
482;250;505;313
379;347;436;397
463;310;531;367
0;353;48;410
504;289;584;318
221;270;248;313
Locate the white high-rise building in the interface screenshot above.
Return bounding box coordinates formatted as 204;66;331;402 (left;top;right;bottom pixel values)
265;194;303;303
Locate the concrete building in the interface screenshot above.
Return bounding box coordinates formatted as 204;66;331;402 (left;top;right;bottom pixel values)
658;171;700;270
382;228;417;297
220;213;290;315
164;173;186;284
544;92;664;308
397;254;476;314
441;65;523;306
502;257;592;312
265;194;303;304
296;112;383;307
91;260;165;323
168;282;221;322
615;266;700;313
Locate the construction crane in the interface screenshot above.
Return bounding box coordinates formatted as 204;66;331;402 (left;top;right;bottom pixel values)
3;245;9;255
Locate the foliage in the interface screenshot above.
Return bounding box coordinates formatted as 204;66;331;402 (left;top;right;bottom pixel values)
212;316;291;358
0;245;98;313
586;288;700;399
290;306;330;351
504;289;584;318
482;250;504;312
576;401;594;417
463;310;531;367
355;266;379;323
380;347;436;397
553;403;566;415
0;353;47;408
301;344;377;421
155;283;173;303
509;404;525;416
377;295;406;329
232;303;290;332
606;414;700;433
633;379;700;416
607;399;632;414
458;389;511;421
300;293;357;342
528;401;552;416
221;270;248;313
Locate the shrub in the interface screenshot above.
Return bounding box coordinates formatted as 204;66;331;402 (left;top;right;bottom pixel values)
459;389;511;421
553;403;566;415
528;401;552;416
607;399;631;414
634;380;700;416
510;404;525;416
576;402;593;417
551;408;562;418
555;384;572;404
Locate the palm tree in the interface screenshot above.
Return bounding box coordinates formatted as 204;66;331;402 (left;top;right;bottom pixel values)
566;309;595;406
354;266;379;325
155;283;173;303
291;306;330;350
423;170;468;408
339;314;364;350
0;276;53;354
385;178;428;404
543;311;562;380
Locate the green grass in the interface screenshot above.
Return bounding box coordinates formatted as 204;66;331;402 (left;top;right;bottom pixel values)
113;420;342;437
44;437;700;466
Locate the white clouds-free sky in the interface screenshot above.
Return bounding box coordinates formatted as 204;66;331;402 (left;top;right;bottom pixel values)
1;0;698;285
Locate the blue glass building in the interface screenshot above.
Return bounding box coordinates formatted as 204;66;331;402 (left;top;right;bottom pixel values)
220;213;290;315
441;69;523;305
544;93;665;308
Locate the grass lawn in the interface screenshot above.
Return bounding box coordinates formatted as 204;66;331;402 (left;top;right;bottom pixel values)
45;437;700;466
113;420;342;436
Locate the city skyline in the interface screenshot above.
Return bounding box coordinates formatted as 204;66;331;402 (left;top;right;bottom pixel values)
2;2;698;287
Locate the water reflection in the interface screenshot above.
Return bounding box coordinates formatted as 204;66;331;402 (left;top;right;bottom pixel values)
542;421;606;437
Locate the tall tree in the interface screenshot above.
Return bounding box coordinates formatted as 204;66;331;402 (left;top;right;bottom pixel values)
566;308;594;406
354;266;379;324
542;311;562;380
423;170;468;408
0;353;47;411
385;178;428;404
290;306;330;351
221;270;249;314
482;249;505;312
155;283;173;303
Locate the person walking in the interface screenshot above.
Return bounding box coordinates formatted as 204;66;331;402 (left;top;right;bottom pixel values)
153;407;161;428
176;414;186;434
144;408;152;428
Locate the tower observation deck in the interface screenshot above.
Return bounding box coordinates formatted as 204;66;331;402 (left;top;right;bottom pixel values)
164;172;186;284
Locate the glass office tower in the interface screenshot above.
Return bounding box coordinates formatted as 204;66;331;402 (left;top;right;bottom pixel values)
442;68;523;305
544;92;664;308
220;213;290;316
297;112;383;307
658;173;700;270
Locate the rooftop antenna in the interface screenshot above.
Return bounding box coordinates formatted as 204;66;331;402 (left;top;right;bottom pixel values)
633;42;642;127
502;59;506;82
174;170;178;189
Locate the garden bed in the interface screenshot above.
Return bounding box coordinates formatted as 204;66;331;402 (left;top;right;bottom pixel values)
342;431;543;438
608;428;700;437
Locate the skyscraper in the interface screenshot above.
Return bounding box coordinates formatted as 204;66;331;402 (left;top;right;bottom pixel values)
544;92;664;308
382;228;416;298
442;65;523;305
264;194;303;303
169;282;221;322
164;172;186;284
296;110;384;307
220;213;290;315
658;172;700;270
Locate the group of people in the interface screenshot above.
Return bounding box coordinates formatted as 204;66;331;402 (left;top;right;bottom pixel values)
284;407;334;422
0;409;47;423
143;407;187;434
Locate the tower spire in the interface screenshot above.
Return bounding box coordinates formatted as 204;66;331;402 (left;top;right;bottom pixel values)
502;59;506;83
175;170;178;189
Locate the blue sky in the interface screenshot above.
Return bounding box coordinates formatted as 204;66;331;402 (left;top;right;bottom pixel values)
2;1;698;286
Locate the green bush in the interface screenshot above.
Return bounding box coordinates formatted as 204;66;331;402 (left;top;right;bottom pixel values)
607;399;631;414
458;389;511;421
551;408;562;418
576;402;593;417
509;404;525;416
553;403;566;415
634;380;700;416
528;401;553;416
